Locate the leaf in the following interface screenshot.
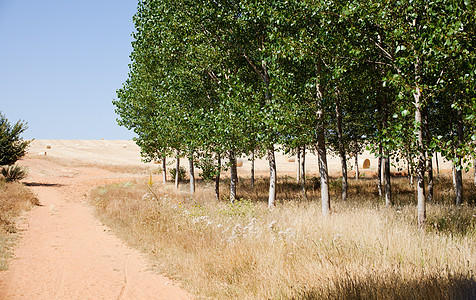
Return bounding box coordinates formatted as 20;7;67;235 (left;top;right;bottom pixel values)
395;45;406;54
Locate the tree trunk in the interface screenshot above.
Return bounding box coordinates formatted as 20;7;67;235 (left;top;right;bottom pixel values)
268;146;277;209
317;151;321;177
354;153;359;181
377;147;383;198
189;156;195;194
247;52;276;208
427;152;433;203
414;84;426;230
455;108;464;205
424;109;432;203
435;152;440;179
250;150;255;189
162;157;167;184
229;150;237;203
380;87;391;205
296;147;301;183
301;145;307;200
215;154;221;200
336;96;347;201
340;151;348;202
384;154;392;206
316;66;330;217
452;164;457;191
454;162;463;205
474;157;476;186
317;132;330;216
175;151;180;189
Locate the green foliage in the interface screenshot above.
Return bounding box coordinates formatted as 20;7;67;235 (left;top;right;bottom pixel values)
0;112;30;166
220;198;256;217
196;155;220;181
427;209;476;236
1;165;28;182
115;0;476;211
170;166;186;182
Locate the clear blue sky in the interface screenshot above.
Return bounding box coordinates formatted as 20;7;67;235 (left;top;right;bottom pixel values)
0;0;137;140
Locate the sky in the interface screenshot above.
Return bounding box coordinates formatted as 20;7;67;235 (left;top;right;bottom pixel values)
0;0;138;140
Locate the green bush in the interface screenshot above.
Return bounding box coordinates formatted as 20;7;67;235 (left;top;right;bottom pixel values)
0;112;30;166
170;166;186;181
197;156;220;181
1;165;28;182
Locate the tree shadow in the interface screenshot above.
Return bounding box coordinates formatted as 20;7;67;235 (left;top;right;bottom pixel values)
295;272;476;300
23;182;64;188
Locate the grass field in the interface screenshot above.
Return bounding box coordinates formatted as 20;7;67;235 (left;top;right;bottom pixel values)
90;173;476;299
0;181;39;270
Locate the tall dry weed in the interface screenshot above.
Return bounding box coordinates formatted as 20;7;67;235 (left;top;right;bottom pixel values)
0;181;39;270
90;175;476;299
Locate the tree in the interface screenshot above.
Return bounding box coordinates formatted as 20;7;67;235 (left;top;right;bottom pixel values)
0;112;30;166
347;0;475;228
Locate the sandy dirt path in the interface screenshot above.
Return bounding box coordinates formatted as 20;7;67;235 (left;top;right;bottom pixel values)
0;158;192;300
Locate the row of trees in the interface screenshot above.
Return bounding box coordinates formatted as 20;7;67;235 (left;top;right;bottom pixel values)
114;0;476;229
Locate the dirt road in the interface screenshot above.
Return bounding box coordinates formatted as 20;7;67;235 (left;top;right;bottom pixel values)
0;158;192;299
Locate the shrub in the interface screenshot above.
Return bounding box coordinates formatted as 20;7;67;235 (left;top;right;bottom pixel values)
197;156;220;181
0;112;30;166
170;166;186;181
1;165;28;182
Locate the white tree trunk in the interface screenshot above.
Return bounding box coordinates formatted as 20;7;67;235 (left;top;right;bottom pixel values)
301;145;306;200
317;152;321;177
215;154;221;200
268;147;277;209
336;95;347;201
229;151;237;203
455;108;464;205
377;151;383;198
316;68;330;217
455;164;463;205
427;152;433;202
384;155;392;206
474;157;476;186
189;156;195;194
251;151;255;189
175;151;180;189
318;136;330;217
452;164;457;191
162;157;167;184
435;152;440;179
296;147;301;183
414;85;426;230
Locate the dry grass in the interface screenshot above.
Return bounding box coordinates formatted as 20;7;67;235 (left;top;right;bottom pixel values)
27;153;155;174
90;174;476;299
0;180;39;270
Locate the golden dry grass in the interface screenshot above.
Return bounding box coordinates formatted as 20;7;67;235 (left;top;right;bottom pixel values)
0;180;39;270
90;174;476;299
27;153;155;174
